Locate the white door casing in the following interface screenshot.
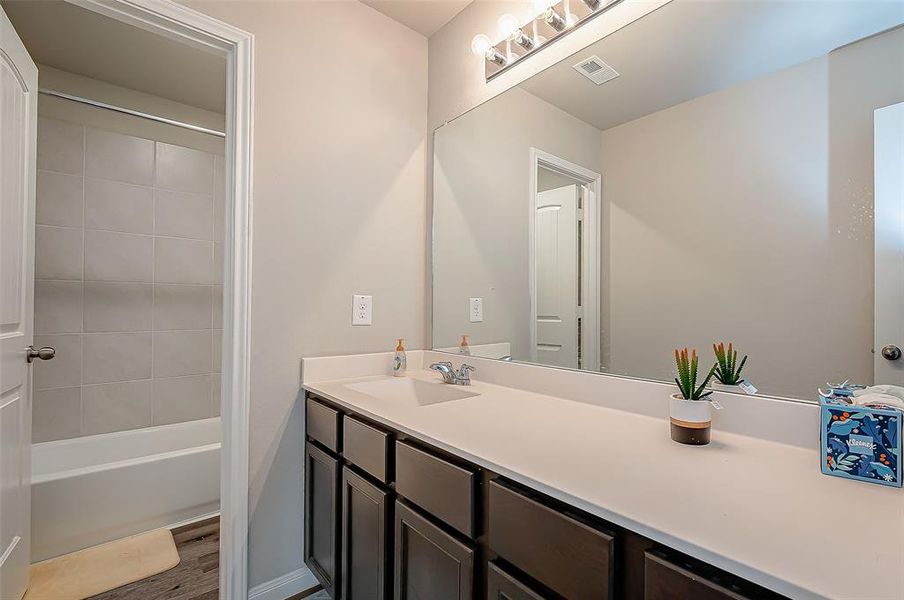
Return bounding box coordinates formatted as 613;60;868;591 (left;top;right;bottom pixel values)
0;6;38;600
874;102;904;385
529;148;601;371
535;185;580;368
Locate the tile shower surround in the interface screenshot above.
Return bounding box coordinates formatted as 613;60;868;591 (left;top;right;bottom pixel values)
32;117;225;442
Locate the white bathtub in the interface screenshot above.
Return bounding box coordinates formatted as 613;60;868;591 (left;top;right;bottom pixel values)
31;418;221;561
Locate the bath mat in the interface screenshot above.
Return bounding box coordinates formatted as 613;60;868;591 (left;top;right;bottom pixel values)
24;528;180;600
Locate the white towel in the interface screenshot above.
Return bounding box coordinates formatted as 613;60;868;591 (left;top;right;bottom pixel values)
851;389;904;411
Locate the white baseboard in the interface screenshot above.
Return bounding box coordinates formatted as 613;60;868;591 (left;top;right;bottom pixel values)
248;567;319;600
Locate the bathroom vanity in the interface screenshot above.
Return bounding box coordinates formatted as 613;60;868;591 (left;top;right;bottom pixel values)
300;352;904;600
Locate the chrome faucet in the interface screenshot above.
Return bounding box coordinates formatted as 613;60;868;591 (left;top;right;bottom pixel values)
429;362;476;385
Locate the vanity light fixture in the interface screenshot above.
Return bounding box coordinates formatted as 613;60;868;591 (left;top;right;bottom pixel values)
473;0;624;81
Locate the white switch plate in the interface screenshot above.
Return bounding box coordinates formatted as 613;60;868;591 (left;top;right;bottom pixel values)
352;294;372;326
469;297;483;322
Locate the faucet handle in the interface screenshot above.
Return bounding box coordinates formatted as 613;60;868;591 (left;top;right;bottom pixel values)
459;364;476;373
457;364;476;383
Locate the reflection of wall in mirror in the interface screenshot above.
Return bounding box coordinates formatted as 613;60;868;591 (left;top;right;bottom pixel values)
433;87;603;363
600;26;904;398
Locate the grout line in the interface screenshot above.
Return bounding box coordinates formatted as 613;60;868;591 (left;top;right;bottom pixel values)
37;222;215;243
79;125;86;436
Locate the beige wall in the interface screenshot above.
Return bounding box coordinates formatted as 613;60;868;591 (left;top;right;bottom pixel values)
180;0;428;588
599;26;904;398
433;87;601;358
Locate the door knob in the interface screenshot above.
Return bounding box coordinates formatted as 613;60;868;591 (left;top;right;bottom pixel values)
26;346;55;363
881;344;902;361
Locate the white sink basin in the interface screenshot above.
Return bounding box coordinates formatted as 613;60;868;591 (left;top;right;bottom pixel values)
345;377;479;406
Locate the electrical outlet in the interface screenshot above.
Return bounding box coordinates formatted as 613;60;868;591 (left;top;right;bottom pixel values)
469;297;483;323
352;294;372;326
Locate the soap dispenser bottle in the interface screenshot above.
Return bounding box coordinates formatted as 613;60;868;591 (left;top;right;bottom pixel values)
392;338;407;377
459;335;471;356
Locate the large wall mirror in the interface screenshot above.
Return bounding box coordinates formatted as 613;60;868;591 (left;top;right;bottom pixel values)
432;0;904;401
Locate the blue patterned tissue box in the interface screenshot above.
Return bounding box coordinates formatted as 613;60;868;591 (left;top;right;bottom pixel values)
820;391;901;488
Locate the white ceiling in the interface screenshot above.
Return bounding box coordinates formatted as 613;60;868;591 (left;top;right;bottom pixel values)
520;0;904;131
361;0;473;37
2;0;227;113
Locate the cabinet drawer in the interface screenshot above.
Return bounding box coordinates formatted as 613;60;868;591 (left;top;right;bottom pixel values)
644;551;782;600
344;416;391;483
487;562;545;600
395;441;476;537
394;500;475;600
488;480;614;599
306;396;340;452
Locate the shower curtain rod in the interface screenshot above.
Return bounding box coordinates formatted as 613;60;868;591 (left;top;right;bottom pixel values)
38;88;227;138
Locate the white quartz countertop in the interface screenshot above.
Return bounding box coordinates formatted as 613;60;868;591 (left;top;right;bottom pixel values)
303;369;904;600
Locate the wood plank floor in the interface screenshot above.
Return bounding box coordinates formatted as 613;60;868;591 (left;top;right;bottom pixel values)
87;518;220;600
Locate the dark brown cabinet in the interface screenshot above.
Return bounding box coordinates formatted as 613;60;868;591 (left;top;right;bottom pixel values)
304;441;341;597
394;500;474;600
487;562;545;600
341;467;391;600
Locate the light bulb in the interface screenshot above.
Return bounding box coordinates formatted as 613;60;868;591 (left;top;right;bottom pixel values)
565;12;579;27
470;33;492;57
497;13;520;39
532;0;554;17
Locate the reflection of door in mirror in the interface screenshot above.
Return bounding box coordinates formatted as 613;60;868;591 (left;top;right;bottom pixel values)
530;154;601;371
875;102;904;386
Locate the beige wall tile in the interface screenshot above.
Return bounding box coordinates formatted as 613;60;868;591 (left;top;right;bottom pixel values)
83;282;153;332
211;374;221;417
84;230;153;283
35;226;83;280
212;242;223;285
155;189;213;240
212;329;222;373
153;330;211;377
152;375;213;425
211;285;223;329
33;388;82;442
36;171;83;227
85;178;154;235
82;380;152;435
35;281;83;334
85;128;154;186
33;334;82;390
155;142;214;195
37;118;83;175
213;155;225;243
154;284;212;331
83;332;152;384
155;237;212;284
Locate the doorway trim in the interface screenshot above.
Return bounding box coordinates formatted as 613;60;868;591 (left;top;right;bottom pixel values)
528;148;601;371
65;1;254;598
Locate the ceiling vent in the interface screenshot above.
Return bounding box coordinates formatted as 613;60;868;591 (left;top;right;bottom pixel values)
572;55;619;85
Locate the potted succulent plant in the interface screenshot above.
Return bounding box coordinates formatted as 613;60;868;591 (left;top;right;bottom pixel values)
671;348;717;446
710;342;748;392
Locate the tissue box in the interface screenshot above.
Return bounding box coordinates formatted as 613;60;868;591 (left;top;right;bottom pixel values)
820;393;901;488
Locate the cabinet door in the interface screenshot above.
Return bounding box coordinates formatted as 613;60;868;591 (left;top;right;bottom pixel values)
394;500;474;600
305;442;341;597
487;562;545;600
342;467;390;599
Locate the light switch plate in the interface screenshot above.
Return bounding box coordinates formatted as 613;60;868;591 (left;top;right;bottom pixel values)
469;297;483;323
352;294;372;326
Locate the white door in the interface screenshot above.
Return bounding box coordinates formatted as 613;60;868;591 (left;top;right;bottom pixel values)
0;7;38;600
875;102;904;386
534;185;580;368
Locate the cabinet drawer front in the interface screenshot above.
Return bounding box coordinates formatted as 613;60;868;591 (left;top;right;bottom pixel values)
344;416;391;483
342;467;390;599
304;442;340;597
487;562;545;600
488;480;614;600
644;552;751;600
395;441;476;536
394;501;474;600
306;396;340;452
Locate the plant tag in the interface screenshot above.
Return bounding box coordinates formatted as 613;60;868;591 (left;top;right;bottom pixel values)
710;399;724;410
739;380;758;395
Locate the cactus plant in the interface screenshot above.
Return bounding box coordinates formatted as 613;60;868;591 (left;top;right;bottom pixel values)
674;348;716;400
712;342;747;385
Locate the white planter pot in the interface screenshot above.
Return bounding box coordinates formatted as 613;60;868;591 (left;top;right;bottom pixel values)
669;393;712;445
709;381;741;393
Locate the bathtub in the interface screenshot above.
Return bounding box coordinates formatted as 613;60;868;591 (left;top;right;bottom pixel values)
31;417;221;561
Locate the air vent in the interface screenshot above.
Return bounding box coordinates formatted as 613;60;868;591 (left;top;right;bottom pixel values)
572;55;619;85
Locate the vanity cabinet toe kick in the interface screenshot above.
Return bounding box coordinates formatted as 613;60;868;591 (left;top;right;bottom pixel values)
303;393;788;600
